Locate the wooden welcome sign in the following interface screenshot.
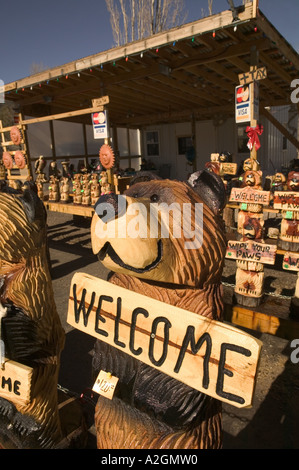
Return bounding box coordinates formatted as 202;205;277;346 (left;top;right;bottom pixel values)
230;187;270;205
0;359;33;406
226;240;277;265
273;192;299;211
67;273;262;408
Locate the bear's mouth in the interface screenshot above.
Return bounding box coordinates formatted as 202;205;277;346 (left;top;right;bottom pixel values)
97;239;162;273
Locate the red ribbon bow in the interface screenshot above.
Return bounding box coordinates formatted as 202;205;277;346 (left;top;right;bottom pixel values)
246;124;263;151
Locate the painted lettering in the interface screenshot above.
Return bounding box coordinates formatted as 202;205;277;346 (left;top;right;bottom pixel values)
174;328;211;389
1;376;21;396
69;274;261;407
149;317;171;367
216;343;252;404
130;307;149;355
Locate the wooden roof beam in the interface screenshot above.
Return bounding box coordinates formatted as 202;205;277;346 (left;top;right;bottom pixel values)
122;104;234;127
256;10;299;72
229;56;287;100
171;38;271;71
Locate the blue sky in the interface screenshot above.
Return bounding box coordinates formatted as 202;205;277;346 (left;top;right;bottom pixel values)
0;0;298;84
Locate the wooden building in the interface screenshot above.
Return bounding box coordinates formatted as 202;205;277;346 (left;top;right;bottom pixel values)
1;0;299;183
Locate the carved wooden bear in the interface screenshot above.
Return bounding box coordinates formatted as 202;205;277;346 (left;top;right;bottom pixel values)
0;185;65;448
90;170;227;449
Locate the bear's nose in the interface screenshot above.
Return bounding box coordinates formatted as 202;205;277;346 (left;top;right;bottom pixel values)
94;193;126;222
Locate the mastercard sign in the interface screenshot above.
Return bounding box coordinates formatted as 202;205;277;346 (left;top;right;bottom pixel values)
235;84;251;123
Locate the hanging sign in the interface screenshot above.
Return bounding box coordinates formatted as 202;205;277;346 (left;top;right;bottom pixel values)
67;273;262;408
235;84;250;123
235;82;259;123
226;240;277;265
283;252;299;271
0;359;33;406
229;187;270;205
92;96;109;107
92;110;108;139
238;66;267;86
273;192;299;211
220;162;237;176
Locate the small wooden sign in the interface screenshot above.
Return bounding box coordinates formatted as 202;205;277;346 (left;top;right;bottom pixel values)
67;273;262;408
238;66;267;85
229;187;270;206
92;96;110;107
273;192;299;211
282;252;299;271
0;359;33;405
226;240;277;265
220;162;237;175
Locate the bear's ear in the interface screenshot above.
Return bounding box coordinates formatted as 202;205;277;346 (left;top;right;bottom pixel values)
187;169;226;214
129;171;162;187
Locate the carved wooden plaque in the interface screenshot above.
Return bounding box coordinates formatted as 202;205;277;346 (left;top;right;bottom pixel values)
273;192;299;211
0;359;33;406
238;66;267;85
226;240;277;265
230;187;270;205
220;162;237;175
67;273;262;408
283;252;299;271
92;96;109;107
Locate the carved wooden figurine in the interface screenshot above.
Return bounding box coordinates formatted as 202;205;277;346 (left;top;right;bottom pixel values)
34;156;47;180
82;181;91;206
72;177;83;205
91;179;101;205
100;170;111;195
36;181;45;201
48;176;60;202
274;171;299;252
48;160;60;180
90;170;227;449
60;177;70;203
229;168;272;306
0;186;65;448
0;160;6;180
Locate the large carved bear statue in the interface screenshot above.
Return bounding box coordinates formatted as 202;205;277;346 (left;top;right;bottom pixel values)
90;170;227;449
0;184;65;448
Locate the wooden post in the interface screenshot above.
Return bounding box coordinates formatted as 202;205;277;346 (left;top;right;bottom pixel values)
82;123;88;168
231;51;270;307
249;46;259;160
191;113;197;172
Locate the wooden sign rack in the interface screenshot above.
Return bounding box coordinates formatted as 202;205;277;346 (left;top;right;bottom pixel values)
0;113;32;181
0;102;109;184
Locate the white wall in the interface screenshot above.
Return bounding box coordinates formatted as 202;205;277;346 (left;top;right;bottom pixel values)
265;105;298;174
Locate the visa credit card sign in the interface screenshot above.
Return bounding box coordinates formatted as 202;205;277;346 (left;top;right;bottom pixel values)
235;84;250;123
92;111;108;139
235;82;259;123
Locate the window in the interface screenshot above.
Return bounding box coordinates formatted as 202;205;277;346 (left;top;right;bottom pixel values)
177;136;193;155
146;131;159;157
237;125;249;153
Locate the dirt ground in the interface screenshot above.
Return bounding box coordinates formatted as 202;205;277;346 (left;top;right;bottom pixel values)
47;210;299;449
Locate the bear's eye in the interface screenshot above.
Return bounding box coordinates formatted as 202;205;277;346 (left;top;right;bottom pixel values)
150;194;159;202
132;193;139;198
